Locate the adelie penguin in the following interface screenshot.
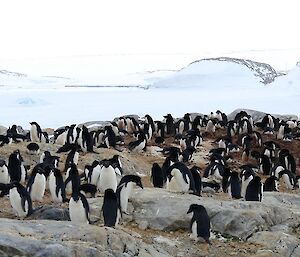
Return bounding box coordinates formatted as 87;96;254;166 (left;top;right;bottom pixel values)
0;159;9;184
227;171;241;199
190;166;202;196
49;168;68;203
263;176;279;192
9;181;33;217
116;175;143;214
128;132;147;152
26;143;40;155
151;163;166;188
166;162;196;193
98;160;119;193
102;189;121;227
30;122;48;143
27;164;46;201
68;164;90;224
8;150;27;184
187;204;211;244
245;176;263;202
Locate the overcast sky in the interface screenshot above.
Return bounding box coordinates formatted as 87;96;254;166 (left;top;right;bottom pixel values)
1;0;300;70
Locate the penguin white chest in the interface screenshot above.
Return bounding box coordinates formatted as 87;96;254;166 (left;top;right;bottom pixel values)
69;198;88;224
90;166;101;185
0;166;9;184
98;167;117;192
167;169;189;193
241;176;253;198
9;188;28;217
120;183;133;213
190;221;198;241
30;125;39;142
30;174;46;201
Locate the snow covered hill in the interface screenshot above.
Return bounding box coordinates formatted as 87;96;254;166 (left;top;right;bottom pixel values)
152;57;279;88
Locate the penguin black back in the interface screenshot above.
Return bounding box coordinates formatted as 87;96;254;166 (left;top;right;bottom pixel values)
102;189;120;227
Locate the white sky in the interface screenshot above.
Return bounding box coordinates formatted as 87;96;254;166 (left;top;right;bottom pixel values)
1;0;300;70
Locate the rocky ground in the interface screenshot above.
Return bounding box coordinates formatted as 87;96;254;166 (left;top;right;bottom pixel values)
0;115;300;257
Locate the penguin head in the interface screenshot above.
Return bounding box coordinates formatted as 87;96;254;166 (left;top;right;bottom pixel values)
187;204;206;214
102;160;112;168
104;188;116;200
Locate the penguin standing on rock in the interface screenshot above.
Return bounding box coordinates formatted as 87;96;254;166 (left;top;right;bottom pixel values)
187;204;211;244
166;162;195;193
190;166;202;196
8;150;26;184
245;176;263;202
68;164;90;224
27;164;46;201
30;122;48;143
116;175;143;214
227;171;241;199
151;163;165;188
102;188;121;227
9;181;33;217
49;168;68;203
128;132;147;152
97;160;119;193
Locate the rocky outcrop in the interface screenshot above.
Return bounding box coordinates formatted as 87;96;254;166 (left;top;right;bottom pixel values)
0;218;171;257
227;108;298;122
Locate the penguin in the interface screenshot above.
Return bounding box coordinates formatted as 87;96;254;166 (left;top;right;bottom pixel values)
205;119;216;133
49;168;67;203
9;181;33;217
68;164;90;224
163;114;175;135
0;134;12;146
278;169;296;189
26;143;40;155
240;166;256;198
116;175;143;214
179;147;196;163
77;125;94;153
27;164;46;201
192;115;203;130
85;161;101;186
245;176;263;202
142;123;153;142
278;149;296;174
126;117;140;134
166;162;195;193
116;116;127;131
227;121;237;137
30;122;48;143
102;188;121;227
66;124;78;144
40;151;59;169
259;155;271;175
155;136;165;145
190;166;202;196
54;127;68;145
79;183;97;198
221;167;232;193
144;114;155;135
103;126;116;148
97;160;118;193
151;163;164;188
110;155;123;183
128;132;147;152
263;176;279;192
6;125;28;143
203;162;224;184
227;171;241;199
155;121;165;138
187;204;211;244
8;150;26;184
0;159;9;184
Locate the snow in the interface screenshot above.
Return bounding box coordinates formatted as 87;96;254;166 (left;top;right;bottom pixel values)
0;57;300;129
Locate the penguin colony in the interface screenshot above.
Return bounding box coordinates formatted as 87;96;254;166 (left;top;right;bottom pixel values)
0;110;299;243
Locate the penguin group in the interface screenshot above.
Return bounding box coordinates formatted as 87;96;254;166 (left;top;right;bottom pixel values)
0;109;299;245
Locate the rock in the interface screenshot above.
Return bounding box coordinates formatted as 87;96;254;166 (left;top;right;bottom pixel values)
0;218;171;257
0;125;7;135
227;109;298;122
248;231;300;257
129;188;300;240
30;205;70;221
